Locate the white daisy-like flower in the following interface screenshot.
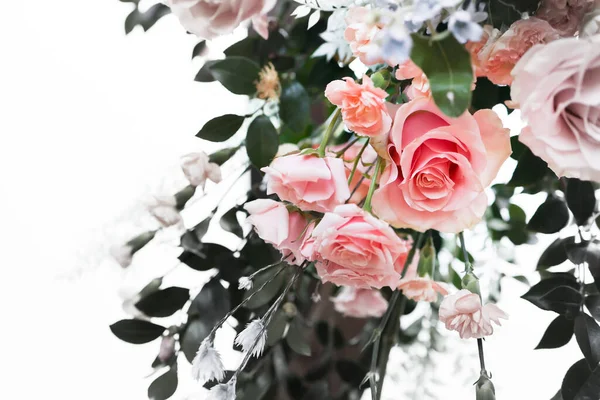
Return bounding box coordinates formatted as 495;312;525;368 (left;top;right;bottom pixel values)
238;277;253;291
235;320;267;357
206;377;237;400
192;339;225;383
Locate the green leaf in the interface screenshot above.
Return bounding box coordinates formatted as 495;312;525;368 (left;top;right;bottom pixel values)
508;146;550;187
417;236;435;277
585;295;600;321
335;360;367;387
266;309;288;346
243;267;286;309
135;287;190;318
521;275;582;315
210;57;260;95
174;185;196;210
209;147;238;166
410;34;473;117
191;41;207;59
196;114;245;142
109;319;165;344
180;319;211;363
371;69;392;90
124;4;170;34
574;314;600;369
471;77;511;111
535;315;574;350
509;136;526;160
527;196;569;234
279;82;310;133
538;237;576;270
315;321;345;349
188;279;230;325
487;0;540;28
561;359;600;400
148;367;178;400
286;319;311;356
194;60;218;83
220;208;243;238
566;179;597;226
246;115;279;168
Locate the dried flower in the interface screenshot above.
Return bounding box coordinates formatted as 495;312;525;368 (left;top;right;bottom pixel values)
192;340;225;383
238;277;253;291
207;376;237;400
235;319;267;357
255;63;281;101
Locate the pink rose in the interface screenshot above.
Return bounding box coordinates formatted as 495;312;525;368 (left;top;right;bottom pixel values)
511;35;600;181
181;152;222;188
395;60;431;100
244;199;312;265
476;18;559;85
332;286;388;318
372;97;511;233
344;7;384;65
301;204;411;289
466;25;500;77
262;154;350;212
165;0;275;39
439;289;508;339
536;0;596;36
397;252;448;302
325;76;392;138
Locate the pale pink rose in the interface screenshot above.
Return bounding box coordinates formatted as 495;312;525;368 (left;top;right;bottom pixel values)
536;0;596;36
332;286;388;318
244;199;312;265
262;154;350;212
329;142;378;204
397;252;448;302
466;25;500;77
395;60;431;100
439;289;508;339
344;7;384;65
301;204;411;289
477;18;560;85
511;35;600;181
372;97;511;233
325;76;392;138
148;195;182;227
181;152;222;188
165;0;275;39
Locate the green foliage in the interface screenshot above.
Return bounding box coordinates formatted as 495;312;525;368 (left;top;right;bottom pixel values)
535;315;574;350
482;0;540;28
246;115;279;168
566;179;597;226
220;208;244;238
471;77;512;112
522;274;582;316
135;287;190;318
280;81;311;133
196;114;245;142
286;318;312;356
110;319;165;344
148;367;178;400
124;3;170;34
561;359;600;400
527;195;569;234
574;314;600;368
210;57;261;95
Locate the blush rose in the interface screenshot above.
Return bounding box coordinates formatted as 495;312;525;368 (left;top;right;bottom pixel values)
397;252;448;302
332;286;388;318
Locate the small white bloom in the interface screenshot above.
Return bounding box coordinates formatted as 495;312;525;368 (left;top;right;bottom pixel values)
311;291;321;303
181;152;222;188
148;195;182;227
448;5;486;43
238;276;253;291
374;21;413;66
235;320;267;357
207;377;237;400
110;244;133;268
291;5;311;18
192;340;225;383
307;10;321;29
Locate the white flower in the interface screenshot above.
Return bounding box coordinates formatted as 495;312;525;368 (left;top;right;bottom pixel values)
582;8;600;37
238;277;253;291
181;152;222;188
192;340;225;383
110;244;133;268
235;320;267;357
372;20;413;66
448;3;487;43
148;195;182;227
311;292;321;302
207;377;237;400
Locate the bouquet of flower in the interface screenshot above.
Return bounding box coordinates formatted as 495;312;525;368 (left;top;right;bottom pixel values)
111;0;600;399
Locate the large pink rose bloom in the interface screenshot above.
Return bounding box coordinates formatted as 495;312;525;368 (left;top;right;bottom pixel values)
439;290;508;339
344;7;384;65
511;35;600;181
372;97;511;233
536;0;596;36
165;0;275;39
332;287;388;318
325;76;392;138
301;204;411;289
244;199;311;265
397;253;448;302
476;18;559;85
262;154;350;213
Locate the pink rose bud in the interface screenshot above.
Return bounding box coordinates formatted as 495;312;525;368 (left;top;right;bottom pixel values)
397;251;449;302
439;289;508;339
325;76;392;138
332;286;388;318
158;336;176;363
181;152;222;188
262;154;350;213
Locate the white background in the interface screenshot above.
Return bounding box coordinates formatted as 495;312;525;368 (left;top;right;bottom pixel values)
0;1;582;399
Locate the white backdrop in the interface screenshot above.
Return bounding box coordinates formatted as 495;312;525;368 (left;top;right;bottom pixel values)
0;1;581;399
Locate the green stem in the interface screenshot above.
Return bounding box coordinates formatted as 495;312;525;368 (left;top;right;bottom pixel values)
317;108;341;157
335;136;363;157
363;157;383;213
458;231;473;274
347;140;370;185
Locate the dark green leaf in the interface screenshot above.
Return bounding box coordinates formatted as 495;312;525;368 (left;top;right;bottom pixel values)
509;203;527;224
196;114;245;142
192;41;207;59
410;34;473;117
243;267;286;309
522;276;582;315
335;360;367;387
574;314;600;369
286;319;311;356
188;279;230;325
585;295;600;320
538;237;576;270
371;69;392;90
135;287;190;318
194;60;218;82
224;36;259;58
471;77;511;112
535;315;574;350
124;4;170;34
509;136;526;160
110;319;165;344
174;185;196;210
220;208;243;238
304;360;332;382
148;367;178;400
210;57;260;95
566;179;597;226
246;115;279;168
180;318;211;363
484;0;540;27
266;309;288;346
209;147;239;166
315;321;345;349
561;359;600;400
279;82;310;133
568;241;600;292
527;196;569;234
508;146;549;187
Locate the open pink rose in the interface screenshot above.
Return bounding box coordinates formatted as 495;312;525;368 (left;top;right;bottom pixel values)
325;76;392;138
262;154;350;213
301;204;411;289
536;0;596;36
476;18;559;85
165;0;275;39
439;289;508;339
344;7;384;65
511;35;600;181
372;97;511;233
244;199;312;265
397;252;448;302
332;287;388;318
395;60;431;100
